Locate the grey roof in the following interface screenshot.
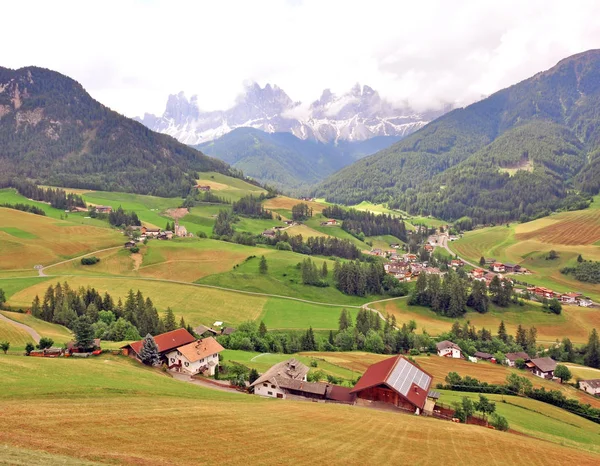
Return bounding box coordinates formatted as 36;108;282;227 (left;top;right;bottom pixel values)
194;325;218;335
428;390;441;399
275;378;328;395
580;379;600;389
250;358;309;387
505;352;530;361
530;357;557;373
474;351;493;359
386;357;431;398
436;340;461;351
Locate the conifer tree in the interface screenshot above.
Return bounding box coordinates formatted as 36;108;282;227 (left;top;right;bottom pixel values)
515;324;527;349
584;328;600;369
497;320;508;343
338;309;350;331
73;315;95;351
163;308;177;332
258;321;267;337
31;295;41;318
259;255;268;274
321;261;328;278
180;317;187;329
139;334;160;366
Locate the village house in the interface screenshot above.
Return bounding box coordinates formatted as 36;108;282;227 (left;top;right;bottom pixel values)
384;262;409;275
95;205;113;214
251;358;309;398
424;244;434;252
390;243;400;249
124;240;136;249
492;262;505;273
320;219;338;226
579;297;593;307
141;226;161;238
404;253;418;262
436;340;462;359
503;263;521;273
561;292;581;304
504;351;530;367
195;185;211;191
471;268;485;279
350;355;434;415
527;357;557;379
262;229;276;238
166;337;224;376
579;379;600;395
158;231;173;240
121;328;196;362
371;248;384;256
450;259;463;268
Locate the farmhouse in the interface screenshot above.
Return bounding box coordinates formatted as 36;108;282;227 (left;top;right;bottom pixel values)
350;355;433;415
166;337;224;376
158;231;173;240
579;379;600;395
527;357;557;379
320;219;338;226
472;268;485;279
195;185;211;191
142;227;161;238
193;325;219;337
492;262;505;273
121;328;196;362
262;229;276;238
503;263;521;273
436;340;462;359
561;292;580;304
579;298;593;307
450;259;463;268
251;358;309;398
404;253;418;262
95;205;112;214
124;240;136;249
505;352;530;367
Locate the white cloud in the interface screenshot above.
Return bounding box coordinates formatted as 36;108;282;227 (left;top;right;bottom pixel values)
3;0;600;116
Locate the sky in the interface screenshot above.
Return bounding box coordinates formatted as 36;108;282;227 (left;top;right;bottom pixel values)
3;0;600;117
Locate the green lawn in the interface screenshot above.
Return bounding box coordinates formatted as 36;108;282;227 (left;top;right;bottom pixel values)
259;299;358;330
0;311;72;345
0;277;52;300
196;172;266;202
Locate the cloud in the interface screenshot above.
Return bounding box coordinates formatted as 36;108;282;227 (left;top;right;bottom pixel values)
2;0;600;116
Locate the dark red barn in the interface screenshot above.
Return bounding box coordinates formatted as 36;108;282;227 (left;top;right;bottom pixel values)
350;355;433;414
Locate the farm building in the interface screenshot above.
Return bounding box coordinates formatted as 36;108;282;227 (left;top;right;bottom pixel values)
350;355;433;415
66;339;101;354
221;327;236;336
527;357;557;379
579;379;600;395
504;352;530;367
473;351;495;362
262;229;276;238
195;185;211;191
193;325;219;337
320;219;338;226
251;358;309;399
561;292;581;304
121;328;196;361
436;340;462;359
492;262;505;273
578;298;593;307
503;263;521;273
124;240;136;249
95;205;112;213
166;337;224;376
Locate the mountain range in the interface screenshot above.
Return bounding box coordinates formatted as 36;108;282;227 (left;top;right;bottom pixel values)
0;66;230;197
314;50;600;224
136;83;443;145
195;128;401;190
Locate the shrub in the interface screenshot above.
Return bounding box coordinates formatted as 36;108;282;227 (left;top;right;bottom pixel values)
25;342;35;355
0;341;10;354
81;256;100;265
130;246;140;253
490;413;509;431
37;337;54;349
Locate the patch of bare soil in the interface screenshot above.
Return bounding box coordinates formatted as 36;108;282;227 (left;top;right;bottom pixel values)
165;208;189;219
131;253;143;271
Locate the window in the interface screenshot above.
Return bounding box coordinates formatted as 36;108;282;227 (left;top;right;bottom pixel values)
184;362;189;367
263;383;268;387
271;384;276;389
268;391;273;396
170;358;175;363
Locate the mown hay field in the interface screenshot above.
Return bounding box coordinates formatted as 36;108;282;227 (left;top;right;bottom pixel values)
263;195;327;214
0;355;598;465
0;318;34;352
196;172;266;202
0;311;72;345
0;208;121;270
373;298;600;345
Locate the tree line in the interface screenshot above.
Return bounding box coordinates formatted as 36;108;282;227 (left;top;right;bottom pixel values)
0;203;46;216
30;283;189;342
232;195;273;219
107;206;141;228
333;260;407;297
291;203;313;221
322;205;407;241
561;260;600;284
10;181;86;210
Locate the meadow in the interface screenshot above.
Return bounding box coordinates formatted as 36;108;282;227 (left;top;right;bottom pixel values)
0;311;72;346
0;354;597;465
0;208;122;271
196;171;266;202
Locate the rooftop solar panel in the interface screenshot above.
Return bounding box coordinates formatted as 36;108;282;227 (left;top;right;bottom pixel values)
386;358;431;396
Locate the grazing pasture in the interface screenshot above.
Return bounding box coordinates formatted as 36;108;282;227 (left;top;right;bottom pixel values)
263;195;327;214
196;172;266;202
0;355;597;465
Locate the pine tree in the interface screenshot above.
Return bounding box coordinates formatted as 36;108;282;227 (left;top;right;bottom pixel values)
479;256;486;267
497;320;508;343
259;255;268;274
31;295;41;318
258;321;267;337
321;261;328;278
338;309;350;331
139;334;160;366
584;328;600;369
328;330;335;345
515;325;527;349
526;327;537;355
73;315;95;351
179;317;186;329
163;308;177;332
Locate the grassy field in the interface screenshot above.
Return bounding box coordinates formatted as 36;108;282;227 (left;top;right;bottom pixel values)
372;297;600;345
196;172;266;202
0;311;72;345
263;195;327;214
449;197;600;301
0;318;34;353
0;354;597;465
259;300;356;330
0;208;121;271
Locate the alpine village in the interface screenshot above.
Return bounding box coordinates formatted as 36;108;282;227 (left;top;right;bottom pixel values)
1;3;600;465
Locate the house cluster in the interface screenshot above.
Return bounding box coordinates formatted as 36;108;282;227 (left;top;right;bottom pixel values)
252;355;438;416
382;253;442;282
483;260;526;274
470;268;507;287
526;287;593;307
125;220;189;246
121;328;225;376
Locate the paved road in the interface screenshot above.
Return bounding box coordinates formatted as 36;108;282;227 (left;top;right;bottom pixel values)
0;312;41;343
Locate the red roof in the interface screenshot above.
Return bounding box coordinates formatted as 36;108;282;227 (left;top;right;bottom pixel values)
125;328;196;356
326;385;356;403
350;355;433;411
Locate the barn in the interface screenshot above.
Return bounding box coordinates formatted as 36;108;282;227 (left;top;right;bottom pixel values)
350;355;433;415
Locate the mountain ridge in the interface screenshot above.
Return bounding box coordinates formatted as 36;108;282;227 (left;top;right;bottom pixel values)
136;83;445;145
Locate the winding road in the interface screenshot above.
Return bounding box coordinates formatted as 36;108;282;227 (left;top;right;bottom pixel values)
0;312;41;343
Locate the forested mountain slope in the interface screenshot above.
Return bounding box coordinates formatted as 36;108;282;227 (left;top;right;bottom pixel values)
0;66;230;196
314;50;600;223
196;127;401;189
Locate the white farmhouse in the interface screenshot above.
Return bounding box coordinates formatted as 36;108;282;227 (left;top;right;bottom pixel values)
250;358;309;399
436;340;462;359
166;337;224;376
579;379;600;395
